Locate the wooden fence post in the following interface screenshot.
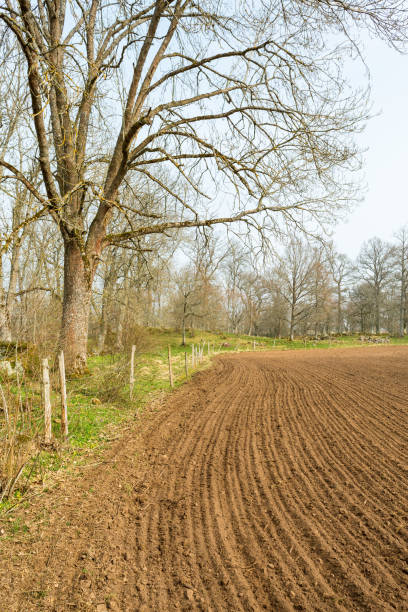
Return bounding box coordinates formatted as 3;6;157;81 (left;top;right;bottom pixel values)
130;344;136;399
58;351;68;441
253;340;256;350
168;345;174;387
42;358;52;443
0;382;9;430
192;344;195;368
185;351;188;378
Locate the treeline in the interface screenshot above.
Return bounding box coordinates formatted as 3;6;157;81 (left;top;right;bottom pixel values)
1;225;407;351
140;230;408;340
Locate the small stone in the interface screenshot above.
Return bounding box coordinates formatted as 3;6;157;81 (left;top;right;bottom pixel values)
186;588;194;601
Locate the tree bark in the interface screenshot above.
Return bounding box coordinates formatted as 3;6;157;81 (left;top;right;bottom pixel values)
0;252;12;342
59;241;93;373
0;304;12;342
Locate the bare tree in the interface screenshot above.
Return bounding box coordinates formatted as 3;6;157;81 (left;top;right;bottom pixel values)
357;237;394;334
172;267;203;345
326;244;353;334
0;1;406;369
273;238;316;341
348;282;375;333
308;247;332;338
261;284;288;338
186;232;227;332
222;243;250;334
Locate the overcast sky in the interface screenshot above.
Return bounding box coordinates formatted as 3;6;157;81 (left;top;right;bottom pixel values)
333;36;408;258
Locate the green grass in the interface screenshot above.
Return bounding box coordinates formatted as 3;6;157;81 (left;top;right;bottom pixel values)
1;328;408;516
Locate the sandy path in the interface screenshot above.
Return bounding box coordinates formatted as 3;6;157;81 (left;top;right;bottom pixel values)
1;346;407;611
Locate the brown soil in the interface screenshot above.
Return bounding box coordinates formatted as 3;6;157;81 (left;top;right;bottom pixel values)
1;346;407;612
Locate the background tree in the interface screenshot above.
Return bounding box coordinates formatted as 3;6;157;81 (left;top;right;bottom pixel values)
273;238;316;341
348;282;375;334
222;243;250;335
171;267;203;346
309;247;332;338
326;244;353;334
357;237;394;334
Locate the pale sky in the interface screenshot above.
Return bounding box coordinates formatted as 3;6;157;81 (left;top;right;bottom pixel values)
333;36;408;258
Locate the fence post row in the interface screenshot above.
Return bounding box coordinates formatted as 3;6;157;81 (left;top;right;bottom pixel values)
42;358;52;443
0;382;9;430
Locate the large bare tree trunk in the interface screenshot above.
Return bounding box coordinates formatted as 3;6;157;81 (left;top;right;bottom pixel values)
59;241;93;373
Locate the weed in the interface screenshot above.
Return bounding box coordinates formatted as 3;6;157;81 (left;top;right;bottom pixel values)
10;517;29;534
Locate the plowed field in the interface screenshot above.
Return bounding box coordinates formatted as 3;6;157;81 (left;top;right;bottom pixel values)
1;347;407;611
